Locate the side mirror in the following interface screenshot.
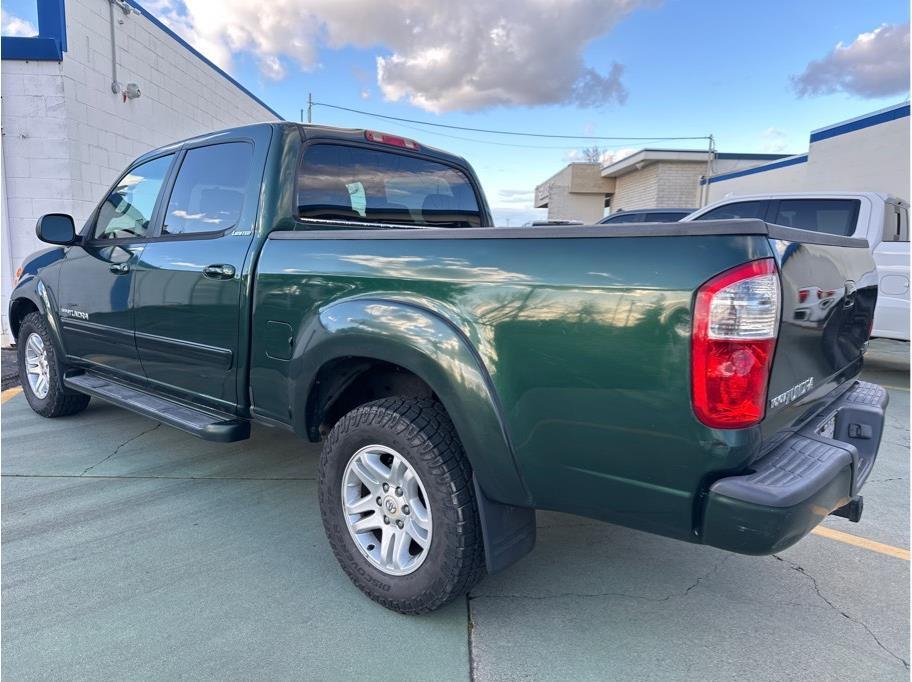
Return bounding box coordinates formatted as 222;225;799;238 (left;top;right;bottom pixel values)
36;214;77;245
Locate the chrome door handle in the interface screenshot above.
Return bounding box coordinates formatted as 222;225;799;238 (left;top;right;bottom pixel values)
203;264;236;280
109;263;130;274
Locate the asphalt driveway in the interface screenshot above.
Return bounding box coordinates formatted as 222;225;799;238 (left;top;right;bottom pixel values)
2;342;908;680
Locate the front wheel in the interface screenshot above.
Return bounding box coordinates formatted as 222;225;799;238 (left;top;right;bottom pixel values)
17;312;90;417
318;397;485;614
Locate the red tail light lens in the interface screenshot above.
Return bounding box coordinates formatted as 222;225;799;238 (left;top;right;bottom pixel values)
691;259;780;429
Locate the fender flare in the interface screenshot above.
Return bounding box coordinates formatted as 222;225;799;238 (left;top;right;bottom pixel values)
8;276;66;357
290;297;531;508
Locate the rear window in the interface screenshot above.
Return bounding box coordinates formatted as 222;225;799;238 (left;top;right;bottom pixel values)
772;199;860;236
694;201;766;221
297;144;481;227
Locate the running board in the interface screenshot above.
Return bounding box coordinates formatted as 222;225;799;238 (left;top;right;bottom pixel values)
64;373;250;442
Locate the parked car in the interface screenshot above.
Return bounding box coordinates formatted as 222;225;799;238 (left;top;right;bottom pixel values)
10;123;888;614
684;193;909;341
599;208;695;224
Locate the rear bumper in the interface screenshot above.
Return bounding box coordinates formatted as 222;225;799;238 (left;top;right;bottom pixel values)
701;381;888;555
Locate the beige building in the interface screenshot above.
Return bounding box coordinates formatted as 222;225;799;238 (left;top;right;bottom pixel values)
704;103;909;203
535;150;789;223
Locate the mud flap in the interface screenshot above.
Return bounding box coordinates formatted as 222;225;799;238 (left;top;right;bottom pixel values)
473;474;536;573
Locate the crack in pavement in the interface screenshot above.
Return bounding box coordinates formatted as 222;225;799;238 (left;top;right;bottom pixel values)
865;477;908;484
469;554;732;605
466;595;476;682
79;423;163;476
772;554;909;670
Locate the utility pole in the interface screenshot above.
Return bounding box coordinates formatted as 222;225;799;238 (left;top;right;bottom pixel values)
307;93;313;124
300;108;303;123
701;134;716;207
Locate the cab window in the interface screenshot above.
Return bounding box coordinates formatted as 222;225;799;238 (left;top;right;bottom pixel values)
161;142;254;236
92;154;173;240
297;144;482;227
694;201;766;221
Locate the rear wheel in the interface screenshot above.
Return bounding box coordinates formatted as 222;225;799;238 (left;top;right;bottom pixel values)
318;397;485;614
17;312;90;417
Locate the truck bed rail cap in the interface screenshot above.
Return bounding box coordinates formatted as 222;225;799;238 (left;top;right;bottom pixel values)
270;219;869;247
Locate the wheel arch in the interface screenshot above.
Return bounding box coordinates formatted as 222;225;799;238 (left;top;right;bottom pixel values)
8;278;65;356
292;298;529;507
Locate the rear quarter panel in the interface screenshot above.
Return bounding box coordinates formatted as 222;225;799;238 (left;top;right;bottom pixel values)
252;232;773;542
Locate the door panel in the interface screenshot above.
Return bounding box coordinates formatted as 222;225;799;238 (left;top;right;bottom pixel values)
132;236;252;408
57;244;144;377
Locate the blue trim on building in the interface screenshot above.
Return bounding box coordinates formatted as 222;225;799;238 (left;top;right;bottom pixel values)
809;103;910;143
125;0;284;120
701;155;808;185
1;0;67;61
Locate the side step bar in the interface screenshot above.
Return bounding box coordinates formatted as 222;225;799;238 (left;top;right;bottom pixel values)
65;373;250;442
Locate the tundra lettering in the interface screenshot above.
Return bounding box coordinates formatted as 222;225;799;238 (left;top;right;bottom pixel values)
769;377;815;409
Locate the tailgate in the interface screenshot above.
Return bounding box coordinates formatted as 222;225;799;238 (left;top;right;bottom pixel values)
762;227;878;438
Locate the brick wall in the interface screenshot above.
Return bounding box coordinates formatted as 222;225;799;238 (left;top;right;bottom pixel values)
1;0;280;342
613;163;659;210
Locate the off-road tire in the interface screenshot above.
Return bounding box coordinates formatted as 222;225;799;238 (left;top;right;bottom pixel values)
17;312;90;417
318;397;486;614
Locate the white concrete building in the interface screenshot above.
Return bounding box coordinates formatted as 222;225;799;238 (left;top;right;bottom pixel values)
1;0;281;344
534;150;789;223
705;103;910;203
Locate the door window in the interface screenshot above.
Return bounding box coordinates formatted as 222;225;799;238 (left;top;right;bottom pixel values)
161;142;254;236
694;201;766;221
297;144;482;227
92;154;173;240
772;199;860;236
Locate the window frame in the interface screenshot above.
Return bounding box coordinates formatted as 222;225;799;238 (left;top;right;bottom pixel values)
293;139;488;230
148;138;257;241
82;151;178;246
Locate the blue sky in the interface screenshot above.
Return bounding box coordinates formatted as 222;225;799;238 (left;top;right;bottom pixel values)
3;0;909;223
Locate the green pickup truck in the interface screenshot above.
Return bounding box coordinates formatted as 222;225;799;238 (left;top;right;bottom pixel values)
10;123;888;614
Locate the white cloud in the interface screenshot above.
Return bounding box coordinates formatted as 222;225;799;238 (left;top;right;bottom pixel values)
792;23;910;99
497;188;535;205
1;9;37;37
147;0;649;112
759;127;788;154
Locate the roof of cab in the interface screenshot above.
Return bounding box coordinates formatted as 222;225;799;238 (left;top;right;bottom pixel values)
133;121;470;168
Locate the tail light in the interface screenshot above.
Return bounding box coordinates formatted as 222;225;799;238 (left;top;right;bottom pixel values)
691;259;780;429
364;130;420;150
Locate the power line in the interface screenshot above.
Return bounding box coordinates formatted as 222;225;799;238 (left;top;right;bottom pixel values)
380;117;678;151
310;100;710;142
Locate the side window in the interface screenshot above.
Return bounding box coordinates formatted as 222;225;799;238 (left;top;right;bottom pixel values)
772;199;860;236
645;212;688;222
161;142;254;236
694;201;766;221
297;144;482;227
601;213;642;223
884;205;910;242
92;154;173;240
